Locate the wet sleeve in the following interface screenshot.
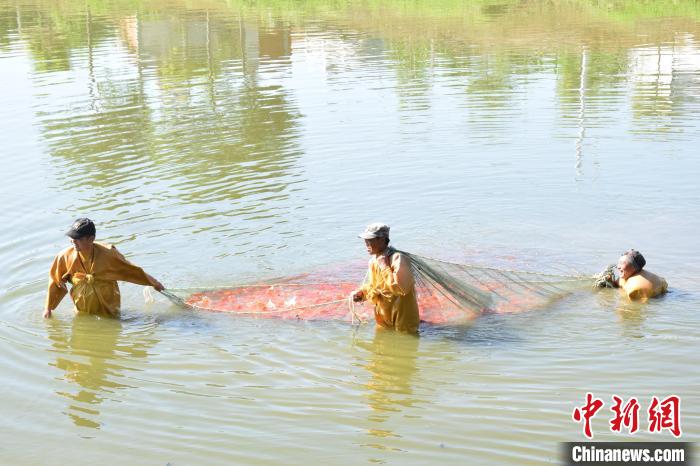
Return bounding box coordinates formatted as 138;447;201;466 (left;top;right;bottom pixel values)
377;253;414;297
627;288;647;302
105;246;158;287
45;254;68;310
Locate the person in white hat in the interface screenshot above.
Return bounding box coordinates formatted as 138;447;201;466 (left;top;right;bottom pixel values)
352;223;419;334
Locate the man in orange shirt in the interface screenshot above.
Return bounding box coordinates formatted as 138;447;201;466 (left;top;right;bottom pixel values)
352;223;420;334
44;218;164;318
613;249;668;301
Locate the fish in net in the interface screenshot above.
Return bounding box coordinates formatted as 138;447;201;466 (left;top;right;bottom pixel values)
158;251;595;324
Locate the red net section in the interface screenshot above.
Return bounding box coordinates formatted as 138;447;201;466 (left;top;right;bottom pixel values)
186;283;360;321
184;283;480;324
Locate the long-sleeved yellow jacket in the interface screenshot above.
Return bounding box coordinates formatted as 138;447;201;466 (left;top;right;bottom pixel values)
361;248;420;334
46;242;157;316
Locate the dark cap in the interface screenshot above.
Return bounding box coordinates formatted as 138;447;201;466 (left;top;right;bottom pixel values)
66;218;96;239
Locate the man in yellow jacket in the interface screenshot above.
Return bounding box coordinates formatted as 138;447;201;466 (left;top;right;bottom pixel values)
614;249;668;301
44;218;164;318
352;223;420;334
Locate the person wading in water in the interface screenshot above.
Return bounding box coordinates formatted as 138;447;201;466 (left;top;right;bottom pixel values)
44;218;164;318
352;223;420;334
610;249;668;301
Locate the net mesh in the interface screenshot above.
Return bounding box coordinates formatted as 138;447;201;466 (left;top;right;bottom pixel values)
401;251;592;318
160;251;593;324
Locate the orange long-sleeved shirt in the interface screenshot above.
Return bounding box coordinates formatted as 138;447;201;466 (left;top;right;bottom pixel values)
619;270;668;301
46;242;158;316
361;249;420;334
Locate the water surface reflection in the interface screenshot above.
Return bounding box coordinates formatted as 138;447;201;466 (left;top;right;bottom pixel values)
358;330;421;453
29;9;305;255
47;314;157;429
1;1;700;464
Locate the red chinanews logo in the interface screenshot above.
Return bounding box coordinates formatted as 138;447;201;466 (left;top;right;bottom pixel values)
572;394;681;439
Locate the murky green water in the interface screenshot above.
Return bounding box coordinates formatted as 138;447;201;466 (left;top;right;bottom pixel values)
1;1;699;464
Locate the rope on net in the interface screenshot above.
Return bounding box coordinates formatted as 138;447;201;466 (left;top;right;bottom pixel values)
348;293;368;325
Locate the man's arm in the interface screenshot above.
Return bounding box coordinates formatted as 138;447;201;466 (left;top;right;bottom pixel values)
107;246;164;291
44;254;68;318
376;253;414;297
145;273;165;291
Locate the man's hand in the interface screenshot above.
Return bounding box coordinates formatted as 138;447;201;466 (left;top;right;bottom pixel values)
146;273;165;292
43;308;53;319
352;289;365;302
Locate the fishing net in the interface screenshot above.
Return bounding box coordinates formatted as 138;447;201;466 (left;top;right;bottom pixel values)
165;282;367;322
158;250;594;325
593;264;617;288
401;251;592;318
